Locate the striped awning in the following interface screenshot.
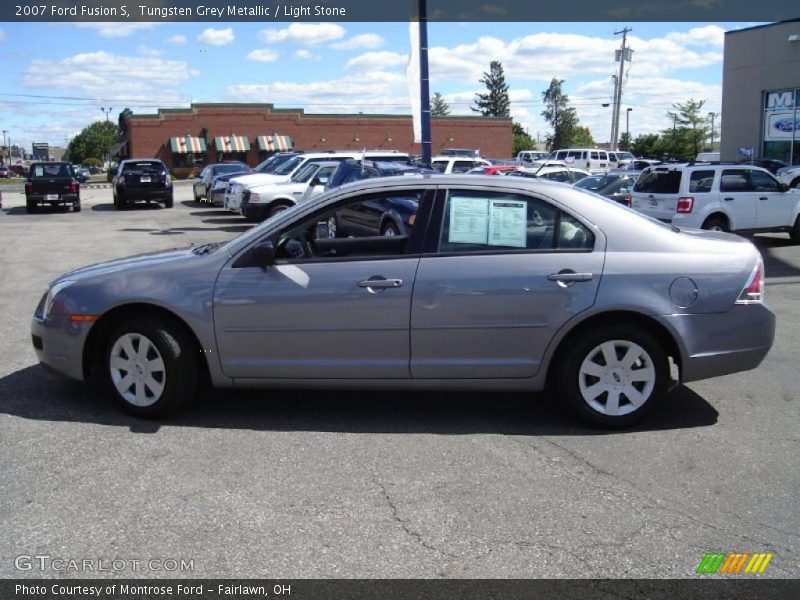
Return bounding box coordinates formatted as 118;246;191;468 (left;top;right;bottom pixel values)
214;135;250;152
170;136;207;154
257;134;293;151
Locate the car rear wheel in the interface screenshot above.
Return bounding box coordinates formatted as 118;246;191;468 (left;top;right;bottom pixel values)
164;195;174;208
73;200;81;212
701;215;729;232
269;202;292;218
105;317;198;418
790;215;800;244
791;177;800;189
558;325;668;427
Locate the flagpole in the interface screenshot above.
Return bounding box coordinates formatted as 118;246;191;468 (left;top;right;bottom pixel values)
418;0;432;166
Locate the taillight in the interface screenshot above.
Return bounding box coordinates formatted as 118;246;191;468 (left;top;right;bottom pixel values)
69;180;78;193
676;197;694;213
736;258;765;304
25;182;32;194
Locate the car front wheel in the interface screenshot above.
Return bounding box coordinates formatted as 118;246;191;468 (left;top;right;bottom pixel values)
558;325;668;427
105;317;198;418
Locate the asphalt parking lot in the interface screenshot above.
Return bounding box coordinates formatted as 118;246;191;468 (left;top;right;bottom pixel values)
0;183;798;578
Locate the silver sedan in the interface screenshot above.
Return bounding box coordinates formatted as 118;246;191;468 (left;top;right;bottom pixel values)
31;175;775;427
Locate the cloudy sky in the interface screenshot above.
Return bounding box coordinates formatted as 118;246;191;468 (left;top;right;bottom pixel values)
0;21;748;151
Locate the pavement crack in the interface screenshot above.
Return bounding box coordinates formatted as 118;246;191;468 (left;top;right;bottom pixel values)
371;477;458;559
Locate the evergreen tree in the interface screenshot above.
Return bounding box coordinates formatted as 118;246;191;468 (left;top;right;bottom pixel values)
541;78;579;150
512;121;535;156
431;92;451;117
472;61;511;118
667;99;708;160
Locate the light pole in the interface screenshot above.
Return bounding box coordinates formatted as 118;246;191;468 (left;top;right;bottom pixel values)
708;112;716;149
625;108;633;149
1;130;7;165
100;107;113;122
672;114;678;160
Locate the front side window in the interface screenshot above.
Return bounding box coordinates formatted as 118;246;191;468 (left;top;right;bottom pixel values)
748;169;780;192
720;169;752;192
431;161;448;173
452;161;474;173
438;190;594;253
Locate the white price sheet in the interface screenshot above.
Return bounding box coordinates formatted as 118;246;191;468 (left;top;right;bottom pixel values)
488;199;527;248
448;196;489;244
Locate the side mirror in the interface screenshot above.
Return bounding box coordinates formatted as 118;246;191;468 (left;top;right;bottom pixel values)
233;241;275;268
779;182;790;193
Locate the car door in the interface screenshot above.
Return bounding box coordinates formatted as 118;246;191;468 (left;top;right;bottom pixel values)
410;187;605;379
748;168;791;228
213;187;434;380
719;169;757;230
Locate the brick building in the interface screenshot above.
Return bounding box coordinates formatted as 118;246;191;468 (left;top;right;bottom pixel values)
117;103;513;169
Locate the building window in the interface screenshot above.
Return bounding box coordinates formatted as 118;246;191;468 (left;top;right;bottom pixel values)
763;89;799;166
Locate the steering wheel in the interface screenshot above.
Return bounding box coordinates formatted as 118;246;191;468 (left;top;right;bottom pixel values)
277;229;317;260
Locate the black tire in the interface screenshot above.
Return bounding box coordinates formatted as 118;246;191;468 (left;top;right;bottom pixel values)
26;199;37;213
381;220;400;236
73;201;81;213
104;316;199;418
164;194;174;208
269;202;292;218
791;177;800;189
790;215;800;244
701;215;729;232
557;324;669;428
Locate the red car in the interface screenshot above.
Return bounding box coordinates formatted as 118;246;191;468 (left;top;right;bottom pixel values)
466;164;518;176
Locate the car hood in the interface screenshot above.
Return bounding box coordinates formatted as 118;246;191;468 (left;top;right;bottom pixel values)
52;246;201;285
250;181;306;194
230;173;289;187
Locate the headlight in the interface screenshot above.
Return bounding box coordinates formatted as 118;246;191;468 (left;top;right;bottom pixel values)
42;280;76;320
250;192;260;203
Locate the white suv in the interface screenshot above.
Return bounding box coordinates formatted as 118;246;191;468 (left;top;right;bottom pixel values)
630;163;800;242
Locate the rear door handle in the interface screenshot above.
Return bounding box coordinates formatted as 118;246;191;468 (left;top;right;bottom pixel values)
547;271;593;282
759;197;769;201
724;197;734;202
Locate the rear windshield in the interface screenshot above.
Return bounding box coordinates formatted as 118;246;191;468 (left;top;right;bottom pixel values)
30;164;71;178
124;161;164;172
633;170;682;194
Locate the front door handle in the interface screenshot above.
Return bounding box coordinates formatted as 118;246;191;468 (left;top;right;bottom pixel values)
759;197;769;201
357;277;403;293
547;271;593;283
724;197;734;202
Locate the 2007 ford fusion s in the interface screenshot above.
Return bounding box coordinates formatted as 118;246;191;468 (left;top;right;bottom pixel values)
32;175;775;427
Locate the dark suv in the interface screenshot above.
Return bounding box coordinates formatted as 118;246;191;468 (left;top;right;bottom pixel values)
113;159;173;209
327;159;434;191
25;162;81;213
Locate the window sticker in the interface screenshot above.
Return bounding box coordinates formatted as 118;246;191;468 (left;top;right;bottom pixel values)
488;200;527;248
34;166;44;177
448;196;489;244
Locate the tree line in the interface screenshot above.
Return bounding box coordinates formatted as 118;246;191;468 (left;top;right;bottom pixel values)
432;60;715;160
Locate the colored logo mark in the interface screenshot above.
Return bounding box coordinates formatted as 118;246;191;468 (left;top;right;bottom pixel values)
696;552;773;574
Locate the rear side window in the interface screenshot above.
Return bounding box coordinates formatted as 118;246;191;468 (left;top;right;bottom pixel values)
452;161;474;173
590;152;599;160
720;170;752;192
431;161;447;173
633;170;682;194
689;170;715;193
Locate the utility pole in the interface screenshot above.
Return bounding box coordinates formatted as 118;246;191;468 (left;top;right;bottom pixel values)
418;0;432;166
625;107;633;149
1;130;7;165
612;27;633;151
553;96;559;150
609;75;618;150
708;112;716;149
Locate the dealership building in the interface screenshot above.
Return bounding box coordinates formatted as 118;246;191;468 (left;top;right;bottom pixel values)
116;103;512;169
721;20;800;165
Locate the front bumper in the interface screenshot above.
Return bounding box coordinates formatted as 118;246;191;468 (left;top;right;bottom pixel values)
209;189;226;207
31;314;92;381
658;303;776;383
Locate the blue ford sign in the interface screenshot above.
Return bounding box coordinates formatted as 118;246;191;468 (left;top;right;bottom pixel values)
773;118;799;133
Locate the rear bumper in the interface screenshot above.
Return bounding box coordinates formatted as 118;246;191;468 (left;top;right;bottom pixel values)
658;303;775;383
27;193;79;204
117;187;172;201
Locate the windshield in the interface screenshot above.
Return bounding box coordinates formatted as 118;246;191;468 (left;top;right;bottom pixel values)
575;188;677;231
273;156;304;176
254;153;295;174
291;162;318;183
215;163;248;174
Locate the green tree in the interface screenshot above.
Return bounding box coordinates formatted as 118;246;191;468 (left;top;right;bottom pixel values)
668;99;708;160
67;120;119;164
431;92;451;117
631;133;663;158
541;78;580;150
618;132;632;151
512;121;535;156
472;61;510;118
572;126;595;147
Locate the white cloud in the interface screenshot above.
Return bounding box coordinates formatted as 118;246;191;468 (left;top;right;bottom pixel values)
665;25;726;47
346;51;408;71
295;49;320;60
0;29;6;43
198;28;235;46
22;51;197;103
73;23;159;38
330;33;384;50
247;49;280;63
260;23;345;45
167;34;187;46
137;45;163;57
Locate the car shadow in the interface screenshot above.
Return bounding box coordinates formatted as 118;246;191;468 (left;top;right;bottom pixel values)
4;205;72;215
0;364;718;435
752;234;800;278
189;210;234;217
91;203;165;212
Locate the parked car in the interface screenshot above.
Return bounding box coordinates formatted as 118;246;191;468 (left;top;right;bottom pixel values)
439;148;481;158
208;170;254;207
73;167;91;183
574;173;640;204
513;166;591;184
696;152;721;162
9;164;28;178
551;148;612;173
193;162;250;204
777;164;800;189
630;163;800;241
25;162;81;213
516;150;550;165
31;175;775;427
608;151;636;170
326;158;436;191
241;161;340;222
740;158;787;175
225;152;409;212
112;159;173;209
619;159;663;171
465;165;518;176
0;165;9;178
431;155;492;174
